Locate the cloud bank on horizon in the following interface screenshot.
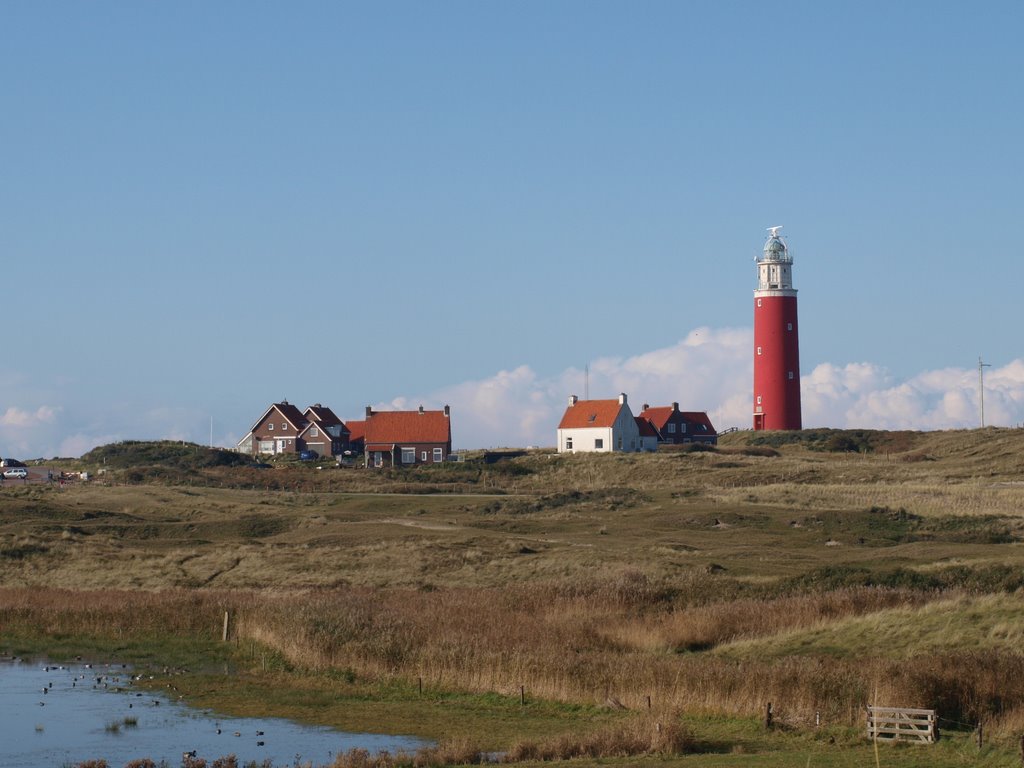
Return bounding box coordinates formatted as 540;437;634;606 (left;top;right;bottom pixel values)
390;327;1024;449
3;327;1024;457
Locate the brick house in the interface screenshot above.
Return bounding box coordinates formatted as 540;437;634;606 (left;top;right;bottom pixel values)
237;401;351;457
634;416;660;452
638;402;718;446
362;405;452;468
298;404;350;457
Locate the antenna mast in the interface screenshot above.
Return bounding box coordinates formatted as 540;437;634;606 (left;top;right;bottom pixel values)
978;356;992;427
584;364;590;401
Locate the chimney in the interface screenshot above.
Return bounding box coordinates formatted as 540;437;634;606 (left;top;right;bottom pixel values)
444;405;450;417
619;393;628;405
642;403;649;412
418;405;424;414
672;402;679;412
314;403;321;408
568;395;578;407
365;406;373;419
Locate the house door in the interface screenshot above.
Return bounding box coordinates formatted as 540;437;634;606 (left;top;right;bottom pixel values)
753;414;764;431
276;439;287;453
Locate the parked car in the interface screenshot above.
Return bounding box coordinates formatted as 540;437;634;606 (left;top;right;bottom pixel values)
3;468;28;479
298;450;318;461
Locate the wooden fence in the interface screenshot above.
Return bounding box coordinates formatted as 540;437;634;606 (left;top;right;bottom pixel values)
866;706;938;743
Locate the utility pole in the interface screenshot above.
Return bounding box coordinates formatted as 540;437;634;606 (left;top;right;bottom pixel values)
978;356;991;428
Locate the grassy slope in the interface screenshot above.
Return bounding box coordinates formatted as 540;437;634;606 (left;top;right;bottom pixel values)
716;593;1024;659
4;429;1024;766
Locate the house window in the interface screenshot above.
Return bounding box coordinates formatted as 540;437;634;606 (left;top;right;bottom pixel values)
788;371;794;380
374;452;383;468
310;427;318;437
566;437;573;450
681;424;687;433
401;447;416;464
433;448;443;462
421;451;427;462
268;423;274;431
617;437;623;449
594;438;603;449
281;423;287;431
667;423;676;434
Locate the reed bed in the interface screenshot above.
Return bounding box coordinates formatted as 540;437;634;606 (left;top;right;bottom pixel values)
6;582;1024;737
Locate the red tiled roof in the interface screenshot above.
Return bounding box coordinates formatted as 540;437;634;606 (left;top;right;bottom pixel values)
681;411;717;434
345;420;366;442
635;416;659;437
637;406;674;432
558;399;623;429
364;410;451;444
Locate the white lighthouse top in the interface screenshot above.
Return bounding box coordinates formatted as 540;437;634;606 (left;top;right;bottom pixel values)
759;226;792;264
755;226;796;294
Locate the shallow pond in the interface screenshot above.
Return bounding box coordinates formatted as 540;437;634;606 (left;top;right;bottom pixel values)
0;660;427;767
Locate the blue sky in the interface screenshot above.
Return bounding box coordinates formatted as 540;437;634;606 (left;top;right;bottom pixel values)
2;2;1023;456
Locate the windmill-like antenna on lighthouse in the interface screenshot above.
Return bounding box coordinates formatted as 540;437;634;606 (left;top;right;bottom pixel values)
978;356;992;428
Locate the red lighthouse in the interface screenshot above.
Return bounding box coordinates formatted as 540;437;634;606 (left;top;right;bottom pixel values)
753;227;801;430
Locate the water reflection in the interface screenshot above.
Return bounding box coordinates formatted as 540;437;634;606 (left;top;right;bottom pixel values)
0;659;426;767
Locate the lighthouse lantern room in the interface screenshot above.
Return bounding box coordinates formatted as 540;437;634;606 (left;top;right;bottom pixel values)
753;226;802;430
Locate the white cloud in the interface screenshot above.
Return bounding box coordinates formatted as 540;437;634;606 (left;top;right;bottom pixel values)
399;327;755;448
6;328;1024;457
0;405;60;428
392;328;1024;448
802;359;1024;431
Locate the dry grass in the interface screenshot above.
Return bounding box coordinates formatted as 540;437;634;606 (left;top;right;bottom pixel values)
6;583;1024;737
8;428;1024;755
602;587;931;652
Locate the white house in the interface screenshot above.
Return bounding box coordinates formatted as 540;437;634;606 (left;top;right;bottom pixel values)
556;393;641;453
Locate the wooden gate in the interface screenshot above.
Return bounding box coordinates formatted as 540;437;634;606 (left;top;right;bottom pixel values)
867;706;938;743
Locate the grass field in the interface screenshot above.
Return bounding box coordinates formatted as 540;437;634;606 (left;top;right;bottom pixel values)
3;428;1024;766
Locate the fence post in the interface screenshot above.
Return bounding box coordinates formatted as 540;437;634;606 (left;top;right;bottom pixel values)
222;611;229;642
520;685;525;706
646;695;652;710
1019;733;1023;766
977;720;983;749
418;677;423;695
765;702;773;729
